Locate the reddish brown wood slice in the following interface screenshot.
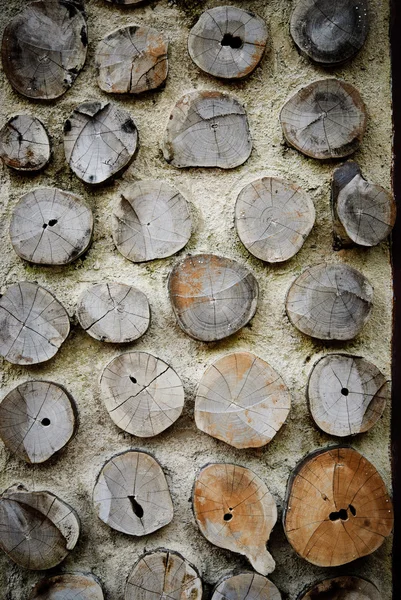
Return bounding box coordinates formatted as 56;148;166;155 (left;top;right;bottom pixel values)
298;576;381;600
212;573;281;600
30;573;104;599
0;114;50;171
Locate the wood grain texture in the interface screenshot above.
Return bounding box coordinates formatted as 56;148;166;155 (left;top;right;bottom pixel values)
195;351;291;449
10;188;93;265
0;114;50;171
93;450;173;535
30;574;104;600
64;101;138;184
0;380;76;464
163;91;252;168
100;352;184;437
193;463;277;575
235;177;315;263
0;281;70;365
112;180;192;262
283;446;394;567
168;254;259;342
212;573;281;600
188;6;267;79
285;263;373;340
280;79;367;159
1;0;87;100
298;576;381;600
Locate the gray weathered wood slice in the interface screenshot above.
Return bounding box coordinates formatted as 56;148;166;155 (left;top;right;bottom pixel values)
195;351;291;449
332;161;396;248
10;188;93;265
280;79;367;159
0;380;76;464
163;91;252;169
93;450;173;535
125;550;203;600
0;485;80;570
188;6;267;79
77;283;150;343
30;573;104;600
100;352;184;436
283;446;394;567
285;263;373;340
290;0;369;66
212;573;281;600
193;463;277;575
168;254;259;342
1;1;87;100
112;180;192;262
0;282;70;365
96;25;168;94
0;114;50;171
235;177;315;263
298;576;381;600
64;101;138;184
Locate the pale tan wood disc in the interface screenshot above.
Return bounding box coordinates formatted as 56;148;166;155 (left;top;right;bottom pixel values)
193;463;277;575
0;114;50;171
30;573;104;600
212;573;281;600
283;446;394;567
299;576;381;600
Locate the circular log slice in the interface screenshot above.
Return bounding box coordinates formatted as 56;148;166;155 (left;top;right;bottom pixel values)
93;450;174;535
290;0;369;66
0;380;76;464
1;1;87;100
125;549;202;600
0;114;50;171
0;282;70;365
64;101;138;184
212;573;281;600
280;79;367;159
100;352;184;437
30;573;104;599
10;188;93;265
163;91;252;169
195;351;291;449
285;263;373;341
188;6;267;79
298;576;381;600
168;254;259;342
235;177;315;263
193;463;277;574
283;446;394;567
112;180;192;263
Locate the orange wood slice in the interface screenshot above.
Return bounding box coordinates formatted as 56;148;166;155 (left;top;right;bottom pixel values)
298;576;381;600
30;573;104;599
212;573;281;600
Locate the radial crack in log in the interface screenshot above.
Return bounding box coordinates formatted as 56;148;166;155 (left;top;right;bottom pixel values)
298;576;381;600
212;573;281;600
30;573;104;599
0;114;50;171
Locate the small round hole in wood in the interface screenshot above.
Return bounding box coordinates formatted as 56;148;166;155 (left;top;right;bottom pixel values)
298;576;381;600
212;573;281;600
221;33;243;49
0;115;50;171
30;573;104;600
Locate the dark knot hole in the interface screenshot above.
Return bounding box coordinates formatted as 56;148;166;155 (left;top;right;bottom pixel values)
42;219;58;229
223;507;233;521
341;388;349;396
329;504;357;521
129;495;144;518
130;376;137;384
221;33;243;49
41;418;51;427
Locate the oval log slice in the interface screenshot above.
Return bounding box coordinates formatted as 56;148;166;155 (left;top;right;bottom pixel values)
188;6;267;79
195;351;291;449
10;188;93;265
64;101;138;184
298;576;381;600
1;1;87;100
93;450;174;535
212;573;281;600
30;573;104;599
0;282;70;365
0;114;50;171
112;180;192;262
235;177;315;263
283;446;394;567
280;79;367;159
285;263;373;340
163;91;252;169
168;254;259;342
193;463;277;574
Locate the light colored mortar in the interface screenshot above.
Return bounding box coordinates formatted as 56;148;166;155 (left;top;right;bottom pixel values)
0;0;394;598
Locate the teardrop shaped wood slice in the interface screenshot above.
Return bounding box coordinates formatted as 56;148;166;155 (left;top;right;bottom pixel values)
93;450;174;535
0;485;80;570
280;79;367;159
0;282;70;365
195;351;291;449
290;0;369;66
283;446;394;567
100;352;184;437
298;576;381;600
112;180;192;263
30;573;104;599
64;101;138;184
188;6;267;79
125;549;202;600
1;1;87;100
235;177;315;263
285;263;373;340
10;188;93;265
163;91;252;169
212;573;281;600
0;114;50;171
193;463;277;575
0;380;76;464
168;254;259;342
